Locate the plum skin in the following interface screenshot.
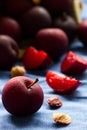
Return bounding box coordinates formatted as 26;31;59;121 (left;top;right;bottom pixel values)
41;0;72;17
53;15;78;42
34;28;69;60
20;6;52;36
0;17;22;41
3;0;33;17
2;76;44;116
0;35;19;70
77;19;87;46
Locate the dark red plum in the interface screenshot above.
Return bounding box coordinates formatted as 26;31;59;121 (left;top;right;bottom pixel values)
41;0;72;18
0;17;22;41
20;6;52;37
53;14;78;42
77;19;87;46
0;35;19;69
3;0;33;17
34;28;69;60
2;76;44;116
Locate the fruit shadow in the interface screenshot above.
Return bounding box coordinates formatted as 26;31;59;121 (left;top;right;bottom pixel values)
52;122;71;128
26;67;50;77
69;42;87;55
9;112;43;128
60;90;81;101
26;60;61;77
0;70;10;80
47;89;81;101
46;103;62;110
9;113;70;129
66;70;87;85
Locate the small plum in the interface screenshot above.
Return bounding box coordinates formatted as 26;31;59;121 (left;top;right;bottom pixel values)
53;14;78;42
0;35;19;69
3;0;33;17
41;0;72;18
0;17;22;41
2;76;44;116
20;6;52;36
34;28;69;60
77;19;87;46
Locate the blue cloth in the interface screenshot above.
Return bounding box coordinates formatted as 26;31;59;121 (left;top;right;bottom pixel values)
0;1;87;130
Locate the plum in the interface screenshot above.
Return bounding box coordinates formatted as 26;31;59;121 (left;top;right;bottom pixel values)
0;35;19;69
2;76;44;116
41;0;72;18
3;0;33;17
0;17;22;41
34;28;69;60
53;14;78;42
77;19;87;46
20;6;52;37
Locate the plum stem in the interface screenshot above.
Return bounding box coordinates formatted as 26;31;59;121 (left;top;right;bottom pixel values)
28;78;39;89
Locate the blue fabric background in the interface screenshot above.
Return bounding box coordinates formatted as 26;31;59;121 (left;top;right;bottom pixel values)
0;1;87;130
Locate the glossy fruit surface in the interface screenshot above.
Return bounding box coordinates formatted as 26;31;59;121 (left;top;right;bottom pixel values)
22;46;53;70
2;76;44;116
46;71;81;94
61;51;87;75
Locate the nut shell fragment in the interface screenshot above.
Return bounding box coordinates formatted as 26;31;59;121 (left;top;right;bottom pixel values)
53;113;72;125
47;96;62;107
10;65;26;77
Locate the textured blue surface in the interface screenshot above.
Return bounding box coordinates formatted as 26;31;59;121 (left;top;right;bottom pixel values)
0;1;87;130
